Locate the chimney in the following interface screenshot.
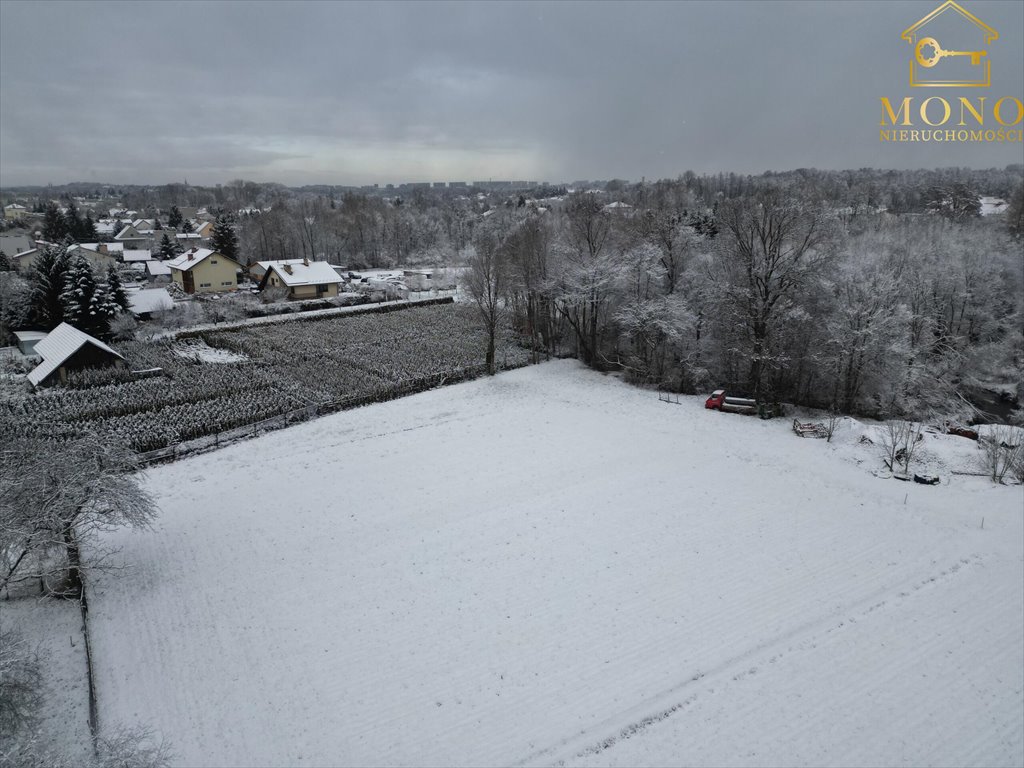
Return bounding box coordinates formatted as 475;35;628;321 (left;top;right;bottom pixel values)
284;264;293;274
303;256;309;267
97;243;107;254
187;247;196;261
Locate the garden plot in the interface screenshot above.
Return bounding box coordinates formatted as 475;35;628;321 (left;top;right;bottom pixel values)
87;361;1023;767
0;302;526;452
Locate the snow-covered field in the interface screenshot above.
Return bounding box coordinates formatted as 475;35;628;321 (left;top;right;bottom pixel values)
88;361;1023;767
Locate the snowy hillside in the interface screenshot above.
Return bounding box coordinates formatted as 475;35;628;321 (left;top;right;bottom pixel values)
88;361;1023;767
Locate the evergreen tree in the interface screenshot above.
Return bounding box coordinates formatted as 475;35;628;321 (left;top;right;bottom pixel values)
105;263;131;314
211;214;239;261
42;202;67;242
180;218;195;233
0;250;10;272
60;254;116;336
28;244;70;329
64;201;84;242
157;232;181;260
81;211;98;241
167;205;183;228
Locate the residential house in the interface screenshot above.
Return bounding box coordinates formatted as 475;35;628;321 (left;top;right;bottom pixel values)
3;203;27;221
114;223;152;249
66;242;120;272
26;323;126;388
166;247;242;294
258;258;343;300
194;220;215;240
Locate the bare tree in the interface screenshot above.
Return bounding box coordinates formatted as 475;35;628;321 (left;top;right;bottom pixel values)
715;189;832;398
979;426;1024;485
462;229;508;375
0;436;158;596
1;629;172;767
880;419;924;475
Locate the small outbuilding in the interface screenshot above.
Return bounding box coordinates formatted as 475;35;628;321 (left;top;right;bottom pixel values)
27;323;126;388
127;288;174;319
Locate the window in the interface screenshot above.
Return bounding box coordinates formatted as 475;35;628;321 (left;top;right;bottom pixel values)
316;283;328;294
199;282;211;288
210;259;218;264
221;281;233;286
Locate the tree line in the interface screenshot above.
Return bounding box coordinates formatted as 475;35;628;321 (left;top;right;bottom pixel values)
462;175;1023;423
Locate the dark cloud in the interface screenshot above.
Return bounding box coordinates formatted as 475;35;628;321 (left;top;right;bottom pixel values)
1;0;1021;186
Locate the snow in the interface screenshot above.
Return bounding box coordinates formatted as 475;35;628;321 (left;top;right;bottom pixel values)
980;196;1008;216
127;288;174;316
88;361;1023;767
1;597;93;763
171;338;248;363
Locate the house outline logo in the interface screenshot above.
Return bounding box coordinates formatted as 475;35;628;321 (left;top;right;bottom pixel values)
901;0;998;87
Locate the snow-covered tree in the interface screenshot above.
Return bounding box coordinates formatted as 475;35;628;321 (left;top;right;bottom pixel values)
106;263;131;314
714;190;833;398
462;228;510;375
211;214;239;262
0;435;158;597
60;253;117;336
27;244;70;330
156;232;181;260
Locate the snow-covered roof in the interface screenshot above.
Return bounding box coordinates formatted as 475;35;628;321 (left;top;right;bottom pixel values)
147;261;172;277
176;233;203;240
165;248;235;271
264;260;343;287
122;249;152;262
79;242;124;253
114;225;139;240
5;203;26;210
128;288;174;315
27;323;124;387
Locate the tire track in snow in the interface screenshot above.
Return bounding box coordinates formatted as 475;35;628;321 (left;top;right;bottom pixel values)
515;555;982;767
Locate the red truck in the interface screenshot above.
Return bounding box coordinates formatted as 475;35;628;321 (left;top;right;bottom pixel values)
704;389;760;415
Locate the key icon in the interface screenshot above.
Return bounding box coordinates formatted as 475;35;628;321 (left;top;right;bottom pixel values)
915;37;987;68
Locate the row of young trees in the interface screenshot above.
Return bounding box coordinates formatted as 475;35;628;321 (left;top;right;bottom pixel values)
463;178;1023;421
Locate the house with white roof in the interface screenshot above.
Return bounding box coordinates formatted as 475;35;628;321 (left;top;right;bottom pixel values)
146;260;172;283
166;247;242;294
194;220;215;239
66;242;119;272
3;203;27;220
257;258;343;300
127;288;174;319
122;249;152;263
114;223;153;249
26;323;126;388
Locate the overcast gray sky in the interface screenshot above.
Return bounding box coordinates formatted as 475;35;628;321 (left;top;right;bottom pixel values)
1;0;1021;187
